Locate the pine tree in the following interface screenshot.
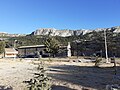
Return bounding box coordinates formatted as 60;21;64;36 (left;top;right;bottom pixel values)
44;37;60;58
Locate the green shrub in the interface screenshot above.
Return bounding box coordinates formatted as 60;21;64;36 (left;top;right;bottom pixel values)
95;57;102;67
28;59;51;90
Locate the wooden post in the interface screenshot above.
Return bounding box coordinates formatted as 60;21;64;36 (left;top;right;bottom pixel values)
111;56;117;75
113;56;117;75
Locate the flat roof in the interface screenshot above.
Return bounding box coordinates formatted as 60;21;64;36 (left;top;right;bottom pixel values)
18;45;45;49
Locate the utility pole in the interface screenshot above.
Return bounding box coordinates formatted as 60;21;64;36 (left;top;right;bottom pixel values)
77;43;78;58
104;30;109;63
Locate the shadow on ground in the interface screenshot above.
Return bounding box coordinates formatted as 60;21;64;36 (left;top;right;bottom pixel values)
48;64;120;90
0;86;13;90
51;85;74;90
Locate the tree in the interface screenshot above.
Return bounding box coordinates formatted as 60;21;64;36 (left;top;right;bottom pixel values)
44;37;60;57
0;41;5;54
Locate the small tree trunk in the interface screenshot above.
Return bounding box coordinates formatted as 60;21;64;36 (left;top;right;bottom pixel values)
48;53;51;60
52;53;56;58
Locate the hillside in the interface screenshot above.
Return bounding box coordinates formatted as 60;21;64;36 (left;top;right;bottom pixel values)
0;32;26;37
31;26;120;37
1;26;120;57
5;27;120;57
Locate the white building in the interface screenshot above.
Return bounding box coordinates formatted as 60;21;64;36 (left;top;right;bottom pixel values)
4;48;18;58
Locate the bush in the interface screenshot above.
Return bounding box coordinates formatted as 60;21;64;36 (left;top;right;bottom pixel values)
28;59;51;90
95;57;102;67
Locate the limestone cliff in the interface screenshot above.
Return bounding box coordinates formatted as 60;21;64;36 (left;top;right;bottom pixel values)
31;26;120;37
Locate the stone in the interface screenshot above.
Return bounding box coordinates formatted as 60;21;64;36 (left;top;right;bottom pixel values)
31;26;120;37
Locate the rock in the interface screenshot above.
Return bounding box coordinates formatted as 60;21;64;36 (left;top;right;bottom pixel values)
31;28;92;37
31;26;120;37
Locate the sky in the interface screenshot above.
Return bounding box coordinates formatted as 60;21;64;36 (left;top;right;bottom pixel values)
0;0;120;34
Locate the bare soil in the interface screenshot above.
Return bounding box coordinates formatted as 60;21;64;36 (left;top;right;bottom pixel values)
0;58;120;90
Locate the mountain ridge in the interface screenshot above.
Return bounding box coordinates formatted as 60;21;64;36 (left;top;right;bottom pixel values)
31;26;120;37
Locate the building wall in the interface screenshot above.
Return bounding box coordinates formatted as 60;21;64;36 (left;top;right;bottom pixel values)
18;47;46;58
5;53;17;58
4;48;18;58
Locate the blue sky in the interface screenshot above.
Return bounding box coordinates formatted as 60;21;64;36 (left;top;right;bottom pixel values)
0;0;120;34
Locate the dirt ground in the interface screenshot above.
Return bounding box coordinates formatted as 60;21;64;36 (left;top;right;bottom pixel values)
0;58;120;90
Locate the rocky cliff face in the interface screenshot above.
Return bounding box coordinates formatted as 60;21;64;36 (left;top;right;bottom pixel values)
31;26;120;37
